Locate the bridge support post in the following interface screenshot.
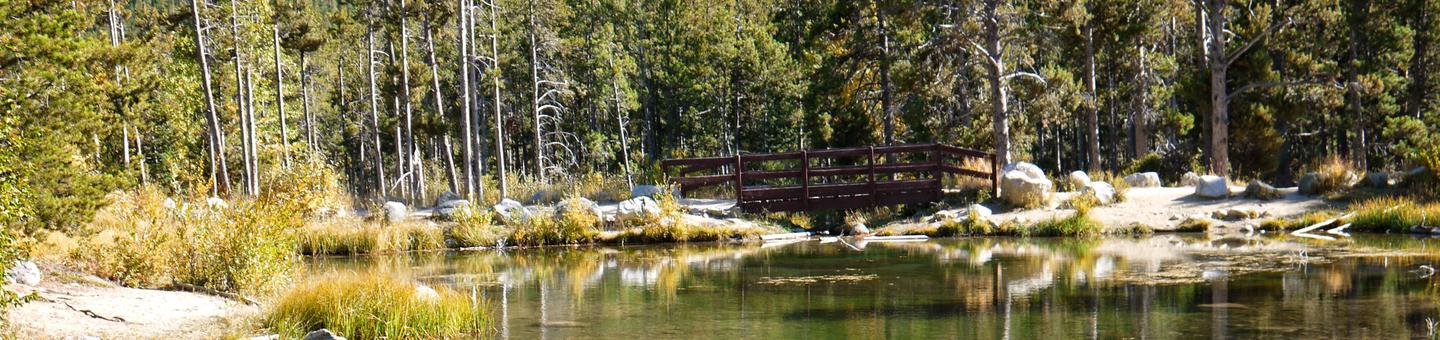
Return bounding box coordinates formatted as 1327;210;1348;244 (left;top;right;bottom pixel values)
734;154;743;209
801;150;810;211
868;146;877;207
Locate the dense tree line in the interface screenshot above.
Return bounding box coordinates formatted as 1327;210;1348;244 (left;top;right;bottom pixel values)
5;0;1440;230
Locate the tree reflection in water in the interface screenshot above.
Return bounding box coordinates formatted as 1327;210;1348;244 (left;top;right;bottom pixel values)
304;234;1440;339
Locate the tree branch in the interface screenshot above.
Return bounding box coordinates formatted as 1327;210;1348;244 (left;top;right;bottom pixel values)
1000;71;1046;85
1225;14;1291;67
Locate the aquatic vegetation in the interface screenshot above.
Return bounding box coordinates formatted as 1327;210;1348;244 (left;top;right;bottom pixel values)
267;274;486;339
1348;196;1440;233
297;220;447;256
1259;211;1338;231
448;208;505;248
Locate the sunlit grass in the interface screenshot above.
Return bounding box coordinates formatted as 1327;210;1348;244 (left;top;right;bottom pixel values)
267;273;486;339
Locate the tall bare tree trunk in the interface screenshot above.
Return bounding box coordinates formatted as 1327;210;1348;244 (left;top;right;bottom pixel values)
423;18;450;195
1206;0;1230;176
444;137;460;194
1132;45;1151;158
366;7;388;199
982;0;1011;167
245;68;260;194
528;2;544;183
1407;0;1434;119
397;0;418;202
609;45;633;189
302;52;315;152
228;0;254;195
457;0;477;199
1083;21;1100;172
876;3;895;148
273;24;291;169
191;0;229;196
490;0;508;198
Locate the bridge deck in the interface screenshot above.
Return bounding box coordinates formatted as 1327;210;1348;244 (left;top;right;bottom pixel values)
660;143;997;212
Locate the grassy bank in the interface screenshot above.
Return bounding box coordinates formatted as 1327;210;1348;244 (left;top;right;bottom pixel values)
884;197;1152;238
53;187;301;296
267;274;486;339
296;193;776;255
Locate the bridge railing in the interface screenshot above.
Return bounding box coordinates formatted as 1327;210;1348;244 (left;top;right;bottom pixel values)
660;143;997;212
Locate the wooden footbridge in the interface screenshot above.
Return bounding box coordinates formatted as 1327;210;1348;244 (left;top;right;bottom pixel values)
660;143;998;212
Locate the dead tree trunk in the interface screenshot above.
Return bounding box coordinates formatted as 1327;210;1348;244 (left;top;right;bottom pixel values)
191;0;229;196
366;7;388;199
457;0;477;199
273;24;291;168
490;0;507;198
1083;21;1100;172
302;52;315;152
399;0;418;202
982;0;1011;167
424;17;451;195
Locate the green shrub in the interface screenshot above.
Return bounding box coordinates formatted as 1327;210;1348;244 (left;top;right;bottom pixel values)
268;274;486;339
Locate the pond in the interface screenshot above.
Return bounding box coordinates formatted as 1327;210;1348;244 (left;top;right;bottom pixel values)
306;234;1440;339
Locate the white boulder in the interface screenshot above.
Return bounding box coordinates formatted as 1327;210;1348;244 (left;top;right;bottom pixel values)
1194;175;1231;199
206;197;227;210
1003;162;1047;181
1067;171;1091;189
1124;172;1162;188
492;199;530;221
6;260;40;286
967;204;993;220
383;201;408;221
630;185;679;199
616;196;662;222
1082;181;1116;204
558;197;604;220
1181;172;1202;187
1000;168;1054;208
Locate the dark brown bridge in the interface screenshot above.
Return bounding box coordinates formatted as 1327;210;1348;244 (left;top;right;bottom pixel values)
660;143;998;212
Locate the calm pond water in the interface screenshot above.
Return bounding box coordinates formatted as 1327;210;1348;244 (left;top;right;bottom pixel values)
306;234;1440;339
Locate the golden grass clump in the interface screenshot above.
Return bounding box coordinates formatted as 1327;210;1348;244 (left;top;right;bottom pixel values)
448;207;505;248
72;187;300;295
297;220;447;256
1304;156;1359;196
1348;196;1440;233
267;274;486;339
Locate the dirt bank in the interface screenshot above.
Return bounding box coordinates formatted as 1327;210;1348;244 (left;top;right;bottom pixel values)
5;264;258;339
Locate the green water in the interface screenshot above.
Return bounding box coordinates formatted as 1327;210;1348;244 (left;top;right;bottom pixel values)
307;234;1440;339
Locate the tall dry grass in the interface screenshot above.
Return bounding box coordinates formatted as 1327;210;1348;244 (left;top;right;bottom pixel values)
268;273;486;339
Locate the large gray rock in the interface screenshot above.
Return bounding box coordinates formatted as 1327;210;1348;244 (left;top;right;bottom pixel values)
631;185;680;199
492;199;531;221
1364;172;1395;188
5;260;40;286
1181;172;1203;187
302;329;346;340
1297;172;1319;195
1000;168;1054;208
383;201;408;221
1003;162;1047;181
1082;181;1116;204
1194;175;1231;199
616;196;662;222
433;191;463;207
557;197;603;220
1244;180;1280;199
1124;172;1162;188
435;199;472;219
1067;171;1091;190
